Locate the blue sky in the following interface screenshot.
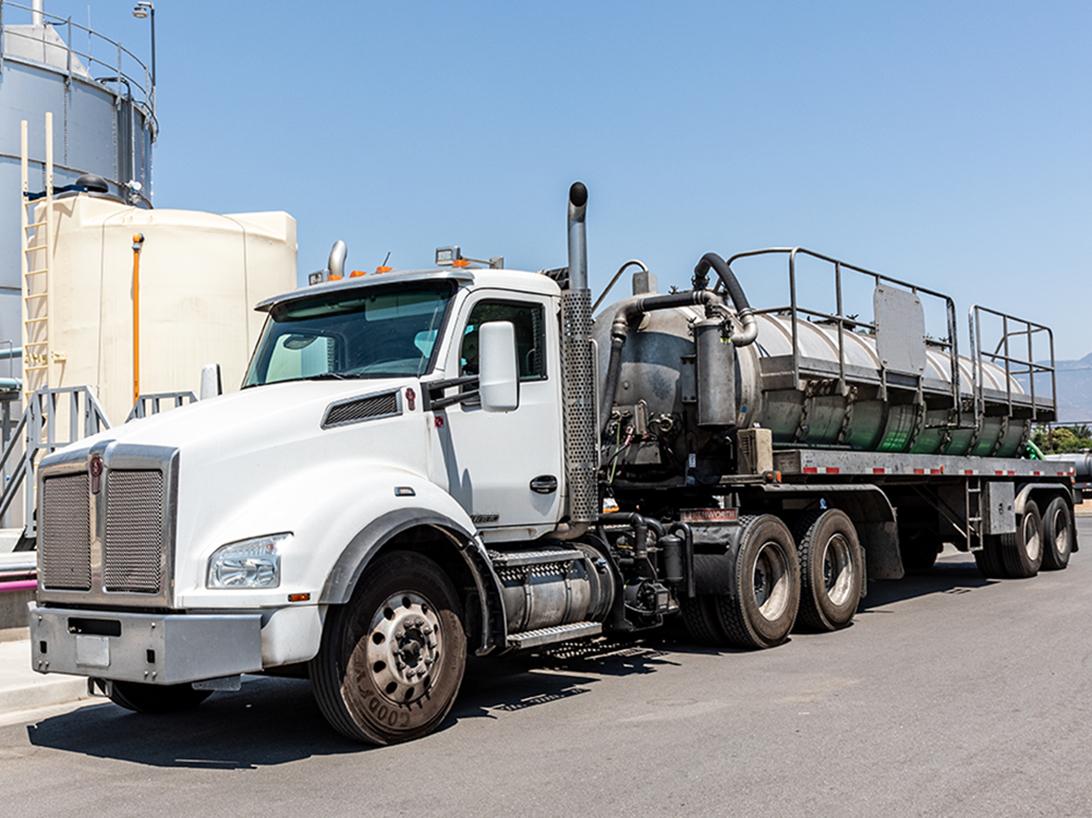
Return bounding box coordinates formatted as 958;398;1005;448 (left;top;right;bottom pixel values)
32;0;1092;358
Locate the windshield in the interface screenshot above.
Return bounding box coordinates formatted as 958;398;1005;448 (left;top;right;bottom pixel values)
244;282;456;386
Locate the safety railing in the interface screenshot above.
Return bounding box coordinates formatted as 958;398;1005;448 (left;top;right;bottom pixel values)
126;391;198;422
717;247;967;428
969;305;1056;421
0;386;111;535
0;0;156;134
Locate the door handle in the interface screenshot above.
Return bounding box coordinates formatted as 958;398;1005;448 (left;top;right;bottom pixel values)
530;475;558;494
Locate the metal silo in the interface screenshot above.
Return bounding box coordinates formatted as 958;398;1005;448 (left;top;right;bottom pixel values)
0;0;155;346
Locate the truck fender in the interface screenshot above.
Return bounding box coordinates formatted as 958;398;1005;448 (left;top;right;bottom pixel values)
319;507;505;655
1014;482;1079;553
755;483;901;580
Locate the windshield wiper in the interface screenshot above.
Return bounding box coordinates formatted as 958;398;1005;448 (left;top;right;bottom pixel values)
303;372;362;381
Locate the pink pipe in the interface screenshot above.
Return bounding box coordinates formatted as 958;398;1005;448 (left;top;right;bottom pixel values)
0;580;37;593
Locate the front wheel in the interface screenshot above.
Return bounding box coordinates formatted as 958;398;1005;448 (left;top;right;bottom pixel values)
714;515;800;649
310;551;467;745
794;509;863;632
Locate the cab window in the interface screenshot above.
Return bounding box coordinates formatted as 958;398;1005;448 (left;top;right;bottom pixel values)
460;301;546;381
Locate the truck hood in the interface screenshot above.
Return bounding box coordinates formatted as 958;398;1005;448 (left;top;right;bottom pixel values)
86;378;417;458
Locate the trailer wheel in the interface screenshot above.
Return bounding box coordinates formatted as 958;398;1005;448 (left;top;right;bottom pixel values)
310;551;466;745
109;681;212;714
714;515;799;649
794;509;863;632
1001;501;1043;578
974;534;1010;579
1041;496;1073;571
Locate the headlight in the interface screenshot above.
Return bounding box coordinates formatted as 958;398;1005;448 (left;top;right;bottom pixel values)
206;533;288;588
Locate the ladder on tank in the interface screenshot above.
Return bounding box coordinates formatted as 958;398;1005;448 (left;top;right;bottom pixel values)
20;114;63;405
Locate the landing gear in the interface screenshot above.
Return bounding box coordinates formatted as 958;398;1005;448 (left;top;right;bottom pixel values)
310;552;466;744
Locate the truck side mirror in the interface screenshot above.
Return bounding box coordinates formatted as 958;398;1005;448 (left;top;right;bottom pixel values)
479;321;520;412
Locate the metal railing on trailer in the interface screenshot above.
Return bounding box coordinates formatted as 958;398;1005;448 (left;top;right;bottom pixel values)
716;246;1057;431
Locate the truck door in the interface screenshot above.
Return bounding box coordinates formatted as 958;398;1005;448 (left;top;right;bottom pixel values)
433;291;564;534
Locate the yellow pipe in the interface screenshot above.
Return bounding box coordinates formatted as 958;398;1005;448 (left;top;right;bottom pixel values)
132;233;144;406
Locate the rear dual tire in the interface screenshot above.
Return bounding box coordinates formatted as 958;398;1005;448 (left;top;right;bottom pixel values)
793;509;863;632
682;515;800;650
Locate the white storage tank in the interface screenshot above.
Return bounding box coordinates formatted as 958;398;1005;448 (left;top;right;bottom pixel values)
25;190;296;423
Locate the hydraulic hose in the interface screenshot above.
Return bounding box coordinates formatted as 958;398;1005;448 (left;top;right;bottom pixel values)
693;252;759;347
599;290;721;437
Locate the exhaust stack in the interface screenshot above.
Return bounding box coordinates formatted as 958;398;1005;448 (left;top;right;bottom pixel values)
557;181;598;534
567;182;588;291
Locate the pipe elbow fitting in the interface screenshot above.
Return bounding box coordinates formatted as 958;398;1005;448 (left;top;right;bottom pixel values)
730;308;759;347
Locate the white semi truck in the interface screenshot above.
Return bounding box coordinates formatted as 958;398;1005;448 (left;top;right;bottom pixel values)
29;184;1077;744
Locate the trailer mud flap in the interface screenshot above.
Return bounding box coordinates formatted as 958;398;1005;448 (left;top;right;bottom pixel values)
862;521;903;580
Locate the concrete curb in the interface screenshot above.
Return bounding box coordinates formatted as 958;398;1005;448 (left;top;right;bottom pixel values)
0;639;92;715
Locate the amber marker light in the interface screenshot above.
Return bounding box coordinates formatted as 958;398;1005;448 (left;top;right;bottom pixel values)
452;259;470;268
288;593;311;603
375;266;392;273
349;270;367;278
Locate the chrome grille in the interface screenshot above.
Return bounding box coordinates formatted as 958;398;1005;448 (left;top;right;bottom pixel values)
40;474;91;590
104;470;164;593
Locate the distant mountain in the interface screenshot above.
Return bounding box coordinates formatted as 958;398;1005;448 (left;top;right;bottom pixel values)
1018;351;1092;423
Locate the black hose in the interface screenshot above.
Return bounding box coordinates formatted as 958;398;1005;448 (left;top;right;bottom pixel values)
695;252;751;311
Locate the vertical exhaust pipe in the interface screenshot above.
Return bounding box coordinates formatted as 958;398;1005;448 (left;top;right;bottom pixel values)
32;0;45;28
567;182;588;291
556;181;597;536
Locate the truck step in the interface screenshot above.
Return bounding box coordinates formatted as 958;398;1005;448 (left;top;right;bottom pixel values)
506;621;603;650
489;549;583;568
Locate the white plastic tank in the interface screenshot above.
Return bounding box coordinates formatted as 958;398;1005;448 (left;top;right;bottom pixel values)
25;191;296;423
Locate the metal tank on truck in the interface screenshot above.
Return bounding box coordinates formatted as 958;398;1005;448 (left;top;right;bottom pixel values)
26;183;1078;747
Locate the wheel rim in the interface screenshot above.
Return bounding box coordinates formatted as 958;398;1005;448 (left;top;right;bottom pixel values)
364;592;443;706
1052;508;1070;557
1021;513;1042;562
753;541;791;621
821;533;855;606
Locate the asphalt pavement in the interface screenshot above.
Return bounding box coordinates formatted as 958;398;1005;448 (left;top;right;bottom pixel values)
2;520;1091;817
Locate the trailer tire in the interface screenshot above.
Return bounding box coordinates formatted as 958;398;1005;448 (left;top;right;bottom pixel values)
310;551;466;745
714;515;799;649
1001;501;1043;579
1041;496;1073;571
974;534;1010;579
109;681;212;714
899;528;941;572
793;509;863;632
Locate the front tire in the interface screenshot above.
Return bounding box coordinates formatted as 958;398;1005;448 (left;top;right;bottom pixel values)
794;509;863;632
714;515;800;649
310;551;466;745
1041;496;1073;571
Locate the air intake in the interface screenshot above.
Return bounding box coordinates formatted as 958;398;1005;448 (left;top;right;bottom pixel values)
322;391;402;428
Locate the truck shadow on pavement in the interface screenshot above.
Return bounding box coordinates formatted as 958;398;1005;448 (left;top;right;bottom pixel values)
859;553;995;612
23;643;680;767
23;557;1006;767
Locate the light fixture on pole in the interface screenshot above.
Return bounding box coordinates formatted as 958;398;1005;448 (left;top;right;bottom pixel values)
132;2;156;115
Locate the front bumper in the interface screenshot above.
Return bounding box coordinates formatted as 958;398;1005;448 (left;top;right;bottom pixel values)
29;605;263;685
